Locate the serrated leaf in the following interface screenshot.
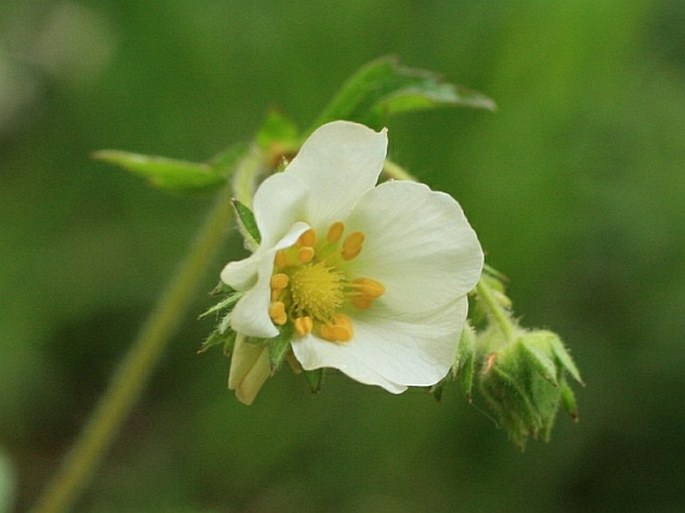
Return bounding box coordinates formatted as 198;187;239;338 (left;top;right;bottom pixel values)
93;151;226;192
303;368;325;394
232;198;261;245
268;323;293;372
310;57;496;131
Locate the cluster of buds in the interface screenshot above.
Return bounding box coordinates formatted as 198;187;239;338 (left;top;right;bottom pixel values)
433;267;583;448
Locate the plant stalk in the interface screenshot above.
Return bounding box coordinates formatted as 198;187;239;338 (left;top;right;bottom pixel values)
29;184;235;513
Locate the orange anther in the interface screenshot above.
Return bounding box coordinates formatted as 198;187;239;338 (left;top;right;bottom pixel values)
297;228;317;247
293;316;314;336
341;231;365;260
268;301;287;325
274;250;288;267
298;246;315;263
326;222;345;243
354;278;385;299
270;273;289;290
351;296;372;310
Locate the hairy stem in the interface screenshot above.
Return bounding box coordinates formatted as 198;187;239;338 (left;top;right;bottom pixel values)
29;184;235;513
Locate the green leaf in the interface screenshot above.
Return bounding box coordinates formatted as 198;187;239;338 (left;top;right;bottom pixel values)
303;368;325;394
232;198;261;245
310;57;496;131
93;150;227;192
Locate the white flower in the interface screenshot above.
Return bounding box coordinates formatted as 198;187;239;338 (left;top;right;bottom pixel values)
221;120;483;398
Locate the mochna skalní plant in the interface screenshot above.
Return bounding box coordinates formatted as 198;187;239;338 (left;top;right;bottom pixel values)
100;57;582;444
31;56;582;513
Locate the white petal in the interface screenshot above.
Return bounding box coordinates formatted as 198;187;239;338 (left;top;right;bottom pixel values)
291;297;468;388
228;334;271;405
220;253;259;290
252;171;309;247
230;222;309;338
222;173;308;290
292;333;407;394
285;121;387;228
344;180;483;314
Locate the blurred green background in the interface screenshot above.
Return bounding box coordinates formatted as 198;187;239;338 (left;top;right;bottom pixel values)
2;1;684;512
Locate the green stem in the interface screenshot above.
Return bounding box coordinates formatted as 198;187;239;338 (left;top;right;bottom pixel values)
29;184;235;513
475;278;515;343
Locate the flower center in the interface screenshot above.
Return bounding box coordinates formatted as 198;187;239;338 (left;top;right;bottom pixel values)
268;221;385;343
290;262;344;321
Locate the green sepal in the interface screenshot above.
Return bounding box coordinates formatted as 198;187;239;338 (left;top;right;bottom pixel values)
210;281;235;296
454;323;477;399
93;150;226;192
268;323;294;372
549;335;583;385
559;379;579;421
480;347;560;449
478;329;582;448
256;110;299;152
310;56;496;131
198;292;242;319
232;198;261;245
429;381;446;402
303;368;325;394
516;335;559;386
198;328;236;356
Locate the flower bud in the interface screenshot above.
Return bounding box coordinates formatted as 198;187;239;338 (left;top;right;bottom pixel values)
228;335;271;405
479;329;582;448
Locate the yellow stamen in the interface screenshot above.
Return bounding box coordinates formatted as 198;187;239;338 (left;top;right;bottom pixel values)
298;246;315;263
266;225;383;341
326;222;345;243
293;316;314;336
274;250;288;267
269;301;287;325
270;273;289;290
290;262;344;321
341;231;365;260
297;228;317;247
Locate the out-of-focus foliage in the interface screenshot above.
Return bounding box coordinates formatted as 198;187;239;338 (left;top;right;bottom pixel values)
1;1;684;512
